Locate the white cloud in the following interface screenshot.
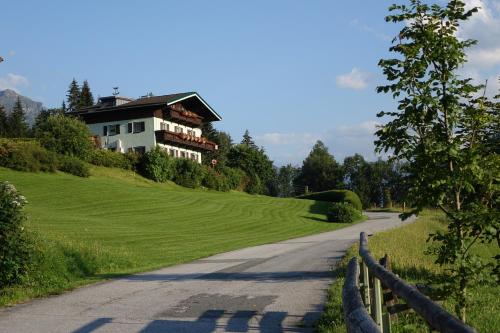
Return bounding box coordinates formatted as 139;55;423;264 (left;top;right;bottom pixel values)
336;68;372;90
335;120;381;138
255;121;382;166
466;47;500;68
459;1;500;68
0;73;29;92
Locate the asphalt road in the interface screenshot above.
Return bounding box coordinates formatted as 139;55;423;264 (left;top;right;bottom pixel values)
0;212;414;333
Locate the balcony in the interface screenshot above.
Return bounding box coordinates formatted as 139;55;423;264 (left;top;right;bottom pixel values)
155;130;217;152
168;109;203;126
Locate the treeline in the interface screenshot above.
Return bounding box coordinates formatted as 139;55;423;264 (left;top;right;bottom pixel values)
203;126;407;207
278;142;408;208
0;78;95;138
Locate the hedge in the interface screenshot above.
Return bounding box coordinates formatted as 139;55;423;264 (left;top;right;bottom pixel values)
0;140;89;177
296;189;363;211
88;149;139;170
327;202;362;223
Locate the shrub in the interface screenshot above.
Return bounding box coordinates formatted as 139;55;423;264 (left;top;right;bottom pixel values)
245;173;264;194
297;189;363;211
123;152;141;170
0;140;58;173
172;158;205;188
58;156;90;178
202;167;229;191
35;114;93;160
327;202;362;223
0;182;33;286
221;167;247;191
140;147;172;182
88;149;138;170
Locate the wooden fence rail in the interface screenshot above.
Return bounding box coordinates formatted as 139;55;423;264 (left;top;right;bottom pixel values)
342;232;476;333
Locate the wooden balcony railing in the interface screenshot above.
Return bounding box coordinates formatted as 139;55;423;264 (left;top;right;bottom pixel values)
155;130;217;152
168;109;203;126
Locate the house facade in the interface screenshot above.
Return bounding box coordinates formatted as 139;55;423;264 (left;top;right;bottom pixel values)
73;92;221;163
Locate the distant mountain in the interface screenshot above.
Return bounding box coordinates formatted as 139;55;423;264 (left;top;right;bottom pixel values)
0;89;44;126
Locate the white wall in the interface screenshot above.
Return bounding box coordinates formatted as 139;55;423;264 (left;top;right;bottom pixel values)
157;143;202;163
87;117;156;153
87;116;205;163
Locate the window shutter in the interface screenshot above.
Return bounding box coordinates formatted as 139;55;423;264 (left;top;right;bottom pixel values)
140;122;145;132
128;123;132;133
103;126;107;136
116;125;120;134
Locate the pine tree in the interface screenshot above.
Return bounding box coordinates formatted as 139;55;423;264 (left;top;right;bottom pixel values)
241;129;257;149
61;100;67;113
66;78;81;112
79;80;94;108
0;105;8;137
8;97;29;137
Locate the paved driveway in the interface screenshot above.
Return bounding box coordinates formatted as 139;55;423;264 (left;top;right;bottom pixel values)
0;212;413;333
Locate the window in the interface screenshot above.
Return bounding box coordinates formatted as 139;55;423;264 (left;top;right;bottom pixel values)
169;149;175;157
103;125;108;136
133;146;146;154
190;153;197;161
161;122;170;131
127;122;145;133
180;151;186;158
174;126;183;134
187;129;193;136
133;122;145;133
109;124;120;136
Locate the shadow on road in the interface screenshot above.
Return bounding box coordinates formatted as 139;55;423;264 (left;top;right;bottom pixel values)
71;309;321;333
96;270;332;283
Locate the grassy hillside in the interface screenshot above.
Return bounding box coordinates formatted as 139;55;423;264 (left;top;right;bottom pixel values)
317;210;499;333
0;166;355;306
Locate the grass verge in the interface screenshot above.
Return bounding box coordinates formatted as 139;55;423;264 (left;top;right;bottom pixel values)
0;166;360;306
316;210;499;333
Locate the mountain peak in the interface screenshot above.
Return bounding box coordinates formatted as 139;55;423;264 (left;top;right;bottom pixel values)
0;88;19;97
0;89;44;125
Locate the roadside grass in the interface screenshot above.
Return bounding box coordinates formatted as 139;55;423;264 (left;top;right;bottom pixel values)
316;210;499;333
0;166;360;306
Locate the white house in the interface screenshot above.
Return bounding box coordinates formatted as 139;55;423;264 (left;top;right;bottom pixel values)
73;92;221;163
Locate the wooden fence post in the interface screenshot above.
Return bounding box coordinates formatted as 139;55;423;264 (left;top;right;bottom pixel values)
361;260;371;314
373;277;384;331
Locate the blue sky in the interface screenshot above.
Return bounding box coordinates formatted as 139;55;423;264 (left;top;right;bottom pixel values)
2;0;499;165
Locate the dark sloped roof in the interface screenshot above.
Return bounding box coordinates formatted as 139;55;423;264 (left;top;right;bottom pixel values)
122;92;195;108
75;92;221;122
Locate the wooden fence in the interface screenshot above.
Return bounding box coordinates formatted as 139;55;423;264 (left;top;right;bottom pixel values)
342;232;476;333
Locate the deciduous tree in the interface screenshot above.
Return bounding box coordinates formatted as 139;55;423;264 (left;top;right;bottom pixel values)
294;141;343;193
376;0;499;321
35;114;93;160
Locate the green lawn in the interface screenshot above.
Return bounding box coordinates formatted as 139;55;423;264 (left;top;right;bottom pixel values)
0;166;355;306
316;210;499;333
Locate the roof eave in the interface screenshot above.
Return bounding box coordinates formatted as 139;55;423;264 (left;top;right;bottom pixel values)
167;93;222;121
